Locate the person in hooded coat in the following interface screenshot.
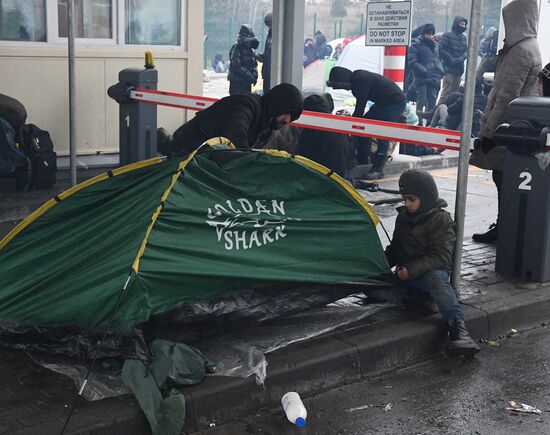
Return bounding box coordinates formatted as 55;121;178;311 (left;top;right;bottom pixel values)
404;24;427;102
408;24;444;119
438;16;468;104
163;83;303;157
369;169;480;357
303;37;316;67
476;28;499;86
470;0;541;243
228;25;259;95
326;66;406;180
313;31;332;60
256;12;272;94
296;94;350;179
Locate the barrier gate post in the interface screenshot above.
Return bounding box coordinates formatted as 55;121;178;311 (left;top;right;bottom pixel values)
108;55;158;166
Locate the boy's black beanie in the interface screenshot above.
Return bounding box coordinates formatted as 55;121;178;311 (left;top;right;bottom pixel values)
398;169;439;214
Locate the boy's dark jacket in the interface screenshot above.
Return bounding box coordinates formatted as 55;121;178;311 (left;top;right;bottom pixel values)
385;198;455;279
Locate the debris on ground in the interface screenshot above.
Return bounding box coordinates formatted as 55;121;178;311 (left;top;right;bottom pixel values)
345;404;371;413
506;400;542;415
383;403;392;412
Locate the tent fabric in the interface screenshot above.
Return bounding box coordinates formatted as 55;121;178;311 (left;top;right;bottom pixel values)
0;145;389;334
302;58;336;94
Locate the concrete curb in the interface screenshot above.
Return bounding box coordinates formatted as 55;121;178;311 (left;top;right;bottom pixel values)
179;287;550;432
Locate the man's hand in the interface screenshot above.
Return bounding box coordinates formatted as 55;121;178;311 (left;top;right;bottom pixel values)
395;265;410;281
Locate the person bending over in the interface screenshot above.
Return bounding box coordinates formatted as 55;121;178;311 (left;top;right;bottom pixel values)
326;67;406;180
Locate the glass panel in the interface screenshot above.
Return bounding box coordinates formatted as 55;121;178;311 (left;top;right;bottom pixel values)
0;0;46;42
125;0;180;45
58;0;112;39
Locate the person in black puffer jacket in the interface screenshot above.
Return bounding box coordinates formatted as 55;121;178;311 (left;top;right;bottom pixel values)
162;83;303;157
408;24;444;119
297;94;350;179
256;12;272;94
438;16;468;104
228;25;259;95
404;24;427;102
313;31;332;60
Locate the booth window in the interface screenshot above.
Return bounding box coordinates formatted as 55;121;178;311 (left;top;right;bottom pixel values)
57;0;112;39
125;0;180;45
0;0;46;41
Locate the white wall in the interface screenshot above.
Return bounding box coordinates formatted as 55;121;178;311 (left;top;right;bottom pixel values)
0;1;204;157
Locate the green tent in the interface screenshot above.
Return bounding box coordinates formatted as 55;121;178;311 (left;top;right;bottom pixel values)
0;143;389;335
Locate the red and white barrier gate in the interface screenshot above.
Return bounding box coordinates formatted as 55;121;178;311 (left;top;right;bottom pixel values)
130;88;463;151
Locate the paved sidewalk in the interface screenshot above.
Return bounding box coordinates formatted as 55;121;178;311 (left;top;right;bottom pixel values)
1;160;549;435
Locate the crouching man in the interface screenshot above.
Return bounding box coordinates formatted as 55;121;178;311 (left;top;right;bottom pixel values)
373;169;480;357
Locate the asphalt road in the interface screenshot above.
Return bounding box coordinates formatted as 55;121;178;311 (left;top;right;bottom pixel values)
194;322;550;435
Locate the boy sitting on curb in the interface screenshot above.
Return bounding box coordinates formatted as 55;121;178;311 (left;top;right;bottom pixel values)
372;169;480;357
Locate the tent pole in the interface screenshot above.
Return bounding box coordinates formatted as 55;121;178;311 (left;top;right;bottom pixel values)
451;0;482;292
68;0;77;186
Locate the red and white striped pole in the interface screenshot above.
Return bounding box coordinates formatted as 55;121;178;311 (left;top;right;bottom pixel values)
383;46;407;89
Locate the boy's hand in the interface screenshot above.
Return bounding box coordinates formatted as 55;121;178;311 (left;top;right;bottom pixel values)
395;265;410;281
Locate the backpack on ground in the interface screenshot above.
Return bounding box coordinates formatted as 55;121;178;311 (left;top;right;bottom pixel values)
0;117;30;191
19;124;57;189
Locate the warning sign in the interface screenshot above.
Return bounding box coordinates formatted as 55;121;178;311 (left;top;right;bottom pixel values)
365;1;412;46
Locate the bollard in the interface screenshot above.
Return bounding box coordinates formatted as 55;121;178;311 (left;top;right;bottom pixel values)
494;97;550;282
107;52;158;166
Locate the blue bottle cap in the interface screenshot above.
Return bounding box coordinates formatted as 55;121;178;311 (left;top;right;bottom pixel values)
295;417;306;427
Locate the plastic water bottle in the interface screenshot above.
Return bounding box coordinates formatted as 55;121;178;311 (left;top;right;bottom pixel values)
281;392;307;427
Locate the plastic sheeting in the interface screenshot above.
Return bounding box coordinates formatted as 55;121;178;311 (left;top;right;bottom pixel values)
0;323;148;360
195;295;387;384
28;352;132;401
26;294;390;400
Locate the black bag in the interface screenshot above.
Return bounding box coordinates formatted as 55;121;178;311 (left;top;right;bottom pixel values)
20;124;57;189
0;93;27;130
0;117;30;191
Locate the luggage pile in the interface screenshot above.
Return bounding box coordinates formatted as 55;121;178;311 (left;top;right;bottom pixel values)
0;93;57;190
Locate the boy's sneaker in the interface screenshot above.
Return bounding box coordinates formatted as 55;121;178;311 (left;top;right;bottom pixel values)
445;317;481;357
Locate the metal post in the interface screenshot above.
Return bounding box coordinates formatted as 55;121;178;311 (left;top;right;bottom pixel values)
313;13;317;35
360;14;364;35
333;21;337;39
339;20;342;38
67;0;77;186
270;0;305;89
451;0;482;292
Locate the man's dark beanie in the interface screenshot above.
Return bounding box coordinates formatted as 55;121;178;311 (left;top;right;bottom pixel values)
261;83;304;121
422;23;436;35
328;66;352;83
399;169;440;214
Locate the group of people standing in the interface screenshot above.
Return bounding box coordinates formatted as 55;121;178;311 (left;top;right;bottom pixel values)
303;30;333;67
405;16;470;122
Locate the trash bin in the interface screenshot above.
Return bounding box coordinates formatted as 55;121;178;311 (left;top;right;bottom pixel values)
494;96;550;282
